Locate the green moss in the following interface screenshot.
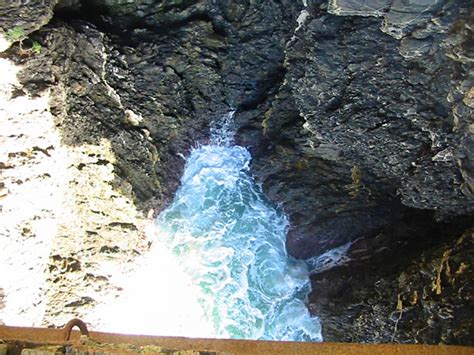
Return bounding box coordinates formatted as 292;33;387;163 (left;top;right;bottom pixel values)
6;26;25;41
5;27;42;56
32;41;42;55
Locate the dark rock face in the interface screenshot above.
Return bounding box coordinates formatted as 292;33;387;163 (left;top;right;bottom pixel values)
15;23;173;212
1;0;473;345
249;0;473;258
6;0;300;213
0;0;57;40
310;227;474;344
237;0;474;343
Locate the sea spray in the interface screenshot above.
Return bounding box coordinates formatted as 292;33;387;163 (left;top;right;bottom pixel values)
91;112;322;341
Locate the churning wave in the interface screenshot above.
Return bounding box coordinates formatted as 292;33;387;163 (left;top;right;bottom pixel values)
91;112;322;341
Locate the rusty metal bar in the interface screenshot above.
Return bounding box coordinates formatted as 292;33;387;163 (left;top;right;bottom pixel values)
62;319;89;341
0;322;472;354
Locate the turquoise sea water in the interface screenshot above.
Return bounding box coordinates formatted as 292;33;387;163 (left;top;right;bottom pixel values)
93;113;322;341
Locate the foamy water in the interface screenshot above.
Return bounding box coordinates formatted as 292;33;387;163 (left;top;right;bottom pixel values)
91;112;322;341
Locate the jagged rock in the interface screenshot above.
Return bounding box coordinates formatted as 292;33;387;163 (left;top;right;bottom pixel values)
310;228;474;344
249;0;473;257
0;0;59;51
246;0;473;342
1;0;303;328
0;0;472;345
20;0;299;213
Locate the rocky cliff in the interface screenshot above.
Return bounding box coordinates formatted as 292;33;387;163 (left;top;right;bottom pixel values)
0;0;472;345
244;0;474;343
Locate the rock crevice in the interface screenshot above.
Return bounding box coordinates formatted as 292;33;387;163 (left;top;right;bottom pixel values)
0;0;472;344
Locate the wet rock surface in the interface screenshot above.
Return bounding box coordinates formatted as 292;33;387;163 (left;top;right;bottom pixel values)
309;227;474;344
245;0;473;342
0;0;473;345
249;0;473;258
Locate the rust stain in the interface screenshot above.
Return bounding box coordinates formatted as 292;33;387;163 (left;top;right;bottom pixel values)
455;262;469;275
0;322;473;354
432;249;451;295
396;293;403;311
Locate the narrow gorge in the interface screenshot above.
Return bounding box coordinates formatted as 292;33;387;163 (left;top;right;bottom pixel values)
89;111;321;341
0;0;473;346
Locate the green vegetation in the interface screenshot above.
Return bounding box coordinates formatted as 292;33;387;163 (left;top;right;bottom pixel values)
4;26;42;56
6;26;25;41
32;41;42;55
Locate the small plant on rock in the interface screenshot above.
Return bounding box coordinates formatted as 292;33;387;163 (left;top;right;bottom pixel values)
32;41;42;55
5;26;42;56
6;26;25;42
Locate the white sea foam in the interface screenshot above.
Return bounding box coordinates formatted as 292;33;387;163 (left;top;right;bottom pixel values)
307;242;351;273
92;113;322;341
